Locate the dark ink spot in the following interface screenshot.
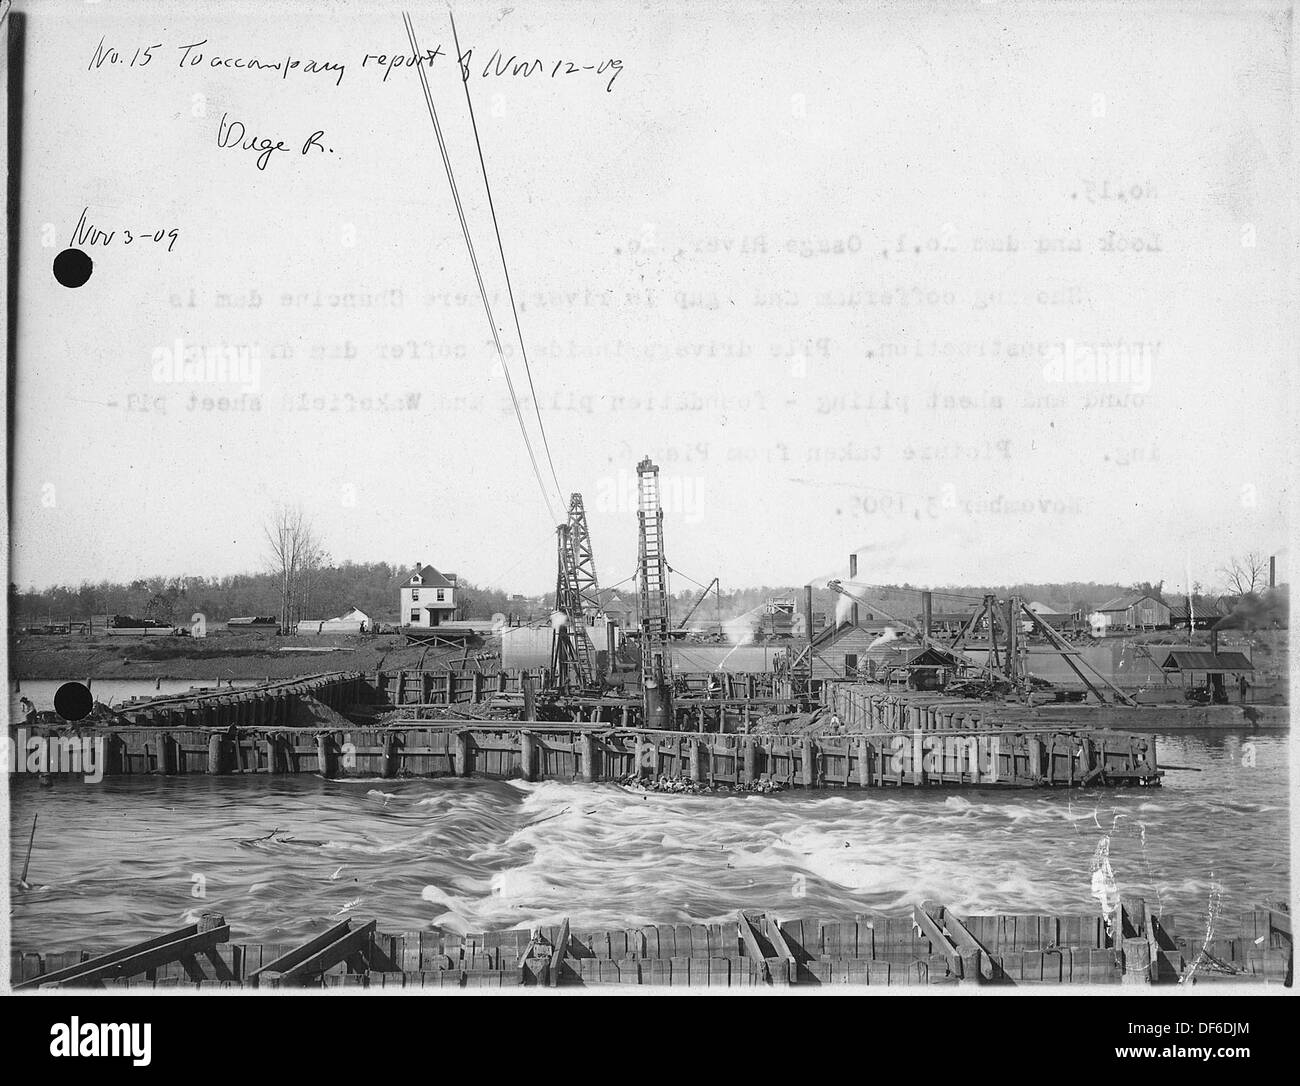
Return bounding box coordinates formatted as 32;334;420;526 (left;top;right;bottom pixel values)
53;248;94;288
54;681;94;722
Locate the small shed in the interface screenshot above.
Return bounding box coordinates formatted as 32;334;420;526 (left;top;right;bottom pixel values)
296;607;371;636
1159;648;1254;702
808;620;951;681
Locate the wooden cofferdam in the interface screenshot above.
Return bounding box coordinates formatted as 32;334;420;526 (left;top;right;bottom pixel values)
13;900;1289;989
28;722;1161;787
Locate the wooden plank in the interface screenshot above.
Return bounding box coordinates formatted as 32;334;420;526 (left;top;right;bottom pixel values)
547;919;570;987
940;907;1001;983
763;918;798;965
20;923;231;989
252;920;377;983
912;905;963;977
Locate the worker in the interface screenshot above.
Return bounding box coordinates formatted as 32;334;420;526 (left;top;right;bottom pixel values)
1238;674;1250;703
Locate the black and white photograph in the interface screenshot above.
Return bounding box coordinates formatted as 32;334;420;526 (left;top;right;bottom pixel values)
1;0;1294;1043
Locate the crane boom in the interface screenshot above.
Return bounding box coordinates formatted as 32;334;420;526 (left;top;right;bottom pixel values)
678;576;719;629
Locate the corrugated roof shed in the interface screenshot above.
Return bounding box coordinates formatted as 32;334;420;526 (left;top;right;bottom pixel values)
1160;650;1254;671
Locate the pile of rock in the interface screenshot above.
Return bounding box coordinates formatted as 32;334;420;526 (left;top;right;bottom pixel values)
617;773;789;796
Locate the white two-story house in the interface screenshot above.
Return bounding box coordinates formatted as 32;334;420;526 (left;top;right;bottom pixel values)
401;563;459;627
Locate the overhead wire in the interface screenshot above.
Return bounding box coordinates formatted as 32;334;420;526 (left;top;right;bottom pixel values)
401;11;559;524
447;9;566;514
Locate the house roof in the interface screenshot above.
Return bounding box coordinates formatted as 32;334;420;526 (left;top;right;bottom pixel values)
408;564;456;589
863;644;968;668
1097;593;1167;612
1167;596;1231;619
1160;650;1254;672
810;616;896;648
332;607;370;622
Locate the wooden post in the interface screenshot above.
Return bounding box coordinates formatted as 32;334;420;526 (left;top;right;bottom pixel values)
857;736;870;788
208;732;228;775
520;731;537;782
1028;737;1043;779
1122;937;1152;984
581;733;598;783
743;740;758;784
315;733;337;779
801;736;815;788
689;739;703;783
472;672;484;704
159;733;177;775
455;731;471;777
264;733;282;775
381;732;400;779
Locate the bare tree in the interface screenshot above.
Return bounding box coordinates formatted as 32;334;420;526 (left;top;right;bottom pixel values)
1219;552;1268;597
265;505;322;633
296;543;330;624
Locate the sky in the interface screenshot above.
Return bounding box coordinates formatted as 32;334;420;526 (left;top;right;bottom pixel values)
9;0;1295;598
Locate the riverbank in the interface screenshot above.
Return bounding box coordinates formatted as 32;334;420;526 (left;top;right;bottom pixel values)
9;631;486;681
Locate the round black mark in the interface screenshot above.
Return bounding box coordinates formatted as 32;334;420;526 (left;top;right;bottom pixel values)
53;681;94;722
53;248;93;288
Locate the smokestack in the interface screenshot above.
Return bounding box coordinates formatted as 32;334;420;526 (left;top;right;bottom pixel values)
848;553;859;627
921;591;932;638
1270;555;1276;588
803;584;814;653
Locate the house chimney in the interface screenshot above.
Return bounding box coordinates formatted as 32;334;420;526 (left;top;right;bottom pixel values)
1210;627;1219;656
848;553;859;627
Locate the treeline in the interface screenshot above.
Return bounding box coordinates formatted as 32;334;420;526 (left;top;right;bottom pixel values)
8;562;522;626
7;569;1197;630
663;580;1161;625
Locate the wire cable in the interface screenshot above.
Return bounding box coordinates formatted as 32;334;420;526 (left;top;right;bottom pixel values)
402;11;558;523
447;9;566;513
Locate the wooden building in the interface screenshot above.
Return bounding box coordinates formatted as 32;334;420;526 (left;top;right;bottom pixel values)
1094;593;1171;632
1159;648;1254;702
401;564;459;628
806;619;962;681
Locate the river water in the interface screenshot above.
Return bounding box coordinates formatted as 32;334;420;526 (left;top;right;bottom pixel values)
7;730;1288;953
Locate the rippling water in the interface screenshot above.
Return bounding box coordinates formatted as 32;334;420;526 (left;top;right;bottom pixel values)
9;731;1288;953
